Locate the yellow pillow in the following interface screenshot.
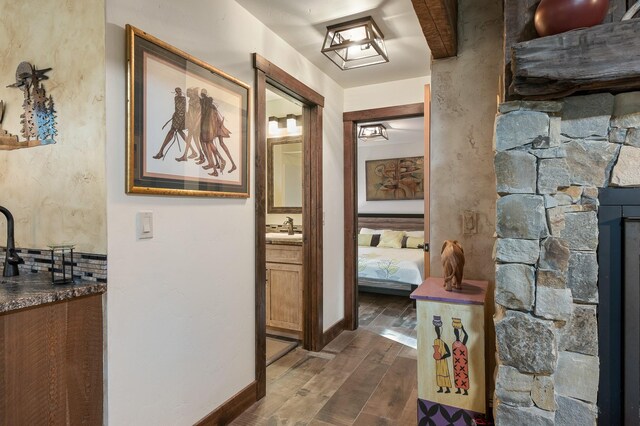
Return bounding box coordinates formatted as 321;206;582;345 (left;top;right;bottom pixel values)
377;230;405;249
358;234;372;246
402;236;424;249
358;233;381;247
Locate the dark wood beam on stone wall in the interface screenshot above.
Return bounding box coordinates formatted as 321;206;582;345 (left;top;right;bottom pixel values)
411;0;458;59
503;0;634;101
511;19;640;99
503;0;539;100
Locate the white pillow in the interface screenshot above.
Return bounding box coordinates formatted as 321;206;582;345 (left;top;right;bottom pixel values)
406;230;424;239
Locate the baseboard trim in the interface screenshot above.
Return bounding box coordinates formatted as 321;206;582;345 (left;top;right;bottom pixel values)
322;318;345;347
195;381;257;426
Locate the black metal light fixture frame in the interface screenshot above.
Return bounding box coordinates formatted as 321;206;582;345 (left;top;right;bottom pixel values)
358;123;389;140
321;16;389;70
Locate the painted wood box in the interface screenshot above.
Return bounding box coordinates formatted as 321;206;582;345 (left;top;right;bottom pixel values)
411;277;489;426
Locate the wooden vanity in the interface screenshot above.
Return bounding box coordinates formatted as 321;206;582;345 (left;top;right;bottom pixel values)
0;274;105;425
266;240;303;337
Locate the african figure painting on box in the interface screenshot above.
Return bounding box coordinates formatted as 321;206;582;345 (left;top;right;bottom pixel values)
413;278;487;425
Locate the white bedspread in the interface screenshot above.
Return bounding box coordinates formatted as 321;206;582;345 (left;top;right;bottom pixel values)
357;247;424;285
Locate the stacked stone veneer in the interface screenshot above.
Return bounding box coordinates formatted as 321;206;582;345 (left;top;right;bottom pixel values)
492;93;640;425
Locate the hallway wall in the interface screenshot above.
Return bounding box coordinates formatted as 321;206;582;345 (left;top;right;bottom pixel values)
429;0;502;404
105;1;344;424
430;0;501;285
344;76;430;112
344;77;430;216
357;121;425;214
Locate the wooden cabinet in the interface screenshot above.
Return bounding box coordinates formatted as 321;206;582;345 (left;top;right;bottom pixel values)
0;294;103;425
266;244;303;334
412;278;488;423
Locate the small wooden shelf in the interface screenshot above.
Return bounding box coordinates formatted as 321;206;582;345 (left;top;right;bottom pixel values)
0;134;44;151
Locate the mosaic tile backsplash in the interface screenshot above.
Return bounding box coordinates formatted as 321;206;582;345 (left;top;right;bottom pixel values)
0;247;107;283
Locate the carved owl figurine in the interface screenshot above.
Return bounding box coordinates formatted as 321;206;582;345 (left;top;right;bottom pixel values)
441;240;465;292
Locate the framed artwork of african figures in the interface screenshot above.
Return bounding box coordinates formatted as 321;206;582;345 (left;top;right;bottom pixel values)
126;25;250;197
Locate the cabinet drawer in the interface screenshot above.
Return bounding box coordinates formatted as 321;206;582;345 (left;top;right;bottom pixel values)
266;244;303;264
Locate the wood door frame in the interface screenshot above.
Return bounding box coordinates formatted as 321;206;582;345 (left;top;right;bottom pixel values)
254;53;324;399
343;98;429;330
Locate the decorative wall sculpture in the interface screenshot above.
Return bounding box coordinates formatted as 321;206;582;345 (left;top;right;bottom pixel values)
441;240;465;291
2;61;58;148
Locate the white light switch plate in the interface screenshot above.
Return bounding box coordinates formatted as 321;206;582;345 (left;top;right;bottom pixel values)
463;210;477;235
136;211;153;239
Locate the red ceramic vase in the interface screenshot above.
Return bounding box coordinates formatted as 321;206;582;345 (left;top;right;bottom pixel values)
535;0;610;37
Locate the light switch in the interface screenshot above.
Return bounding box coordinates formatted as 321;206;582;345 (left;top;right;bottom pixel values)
142;218;151;233
137;211;153;239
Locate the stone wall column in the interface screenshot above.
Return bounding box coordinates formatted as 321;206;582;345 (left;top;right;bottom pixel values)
492;92;640;425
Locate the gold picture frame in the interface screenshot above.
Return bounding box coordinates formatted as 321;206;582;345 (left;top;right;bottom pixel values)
126;25;250;197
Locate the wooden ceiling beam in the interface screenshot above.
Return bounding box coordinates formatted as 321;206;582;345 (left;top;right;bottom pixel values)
411;0;458;59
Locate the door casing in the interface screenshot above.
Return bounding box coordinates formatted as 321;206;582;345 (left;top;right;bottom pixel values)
253;53;324;399
342;95;430;330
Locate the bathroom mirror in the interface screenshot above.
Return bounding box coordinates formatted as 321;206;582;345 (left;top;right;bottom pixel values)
268;136;302;213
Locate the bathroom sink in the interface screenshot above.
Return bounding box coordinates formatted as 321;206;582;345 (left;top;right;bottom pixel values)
266;232;302;241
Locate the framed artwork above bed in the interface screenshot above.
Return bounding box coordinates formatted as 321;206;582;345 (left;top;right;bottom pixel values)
365;156;424;201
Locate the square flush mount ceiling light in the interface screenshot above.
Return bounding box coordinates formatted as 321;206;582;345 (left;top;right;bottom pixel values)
321;16;389;70
358;124;388;140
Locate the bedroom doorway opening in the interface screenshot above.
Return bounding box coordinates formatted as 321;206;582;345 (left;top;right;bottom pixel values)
343;89;430;330
254;54;325;400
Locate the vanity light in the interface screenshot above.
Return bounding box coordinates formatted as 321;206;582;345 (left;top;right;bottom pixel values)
286;114;297;132
321;16;389;70
358;123;388;140
268;116;278;134
268;115;303;136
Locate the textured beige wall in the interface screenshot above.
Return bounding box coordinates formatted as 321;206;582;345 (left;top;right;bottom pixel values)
430;0;502;402
430;0;501;282
0;0;106;253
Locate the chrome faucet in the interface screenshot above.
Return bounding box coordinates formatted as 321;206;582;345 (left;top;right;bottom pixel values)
0;206;24;277
284;216;294;235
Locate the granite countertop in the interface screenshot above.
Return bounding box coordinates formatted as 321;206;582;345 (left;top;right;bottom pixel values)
266;239;303;246
266;232;303;246
0;272;107;314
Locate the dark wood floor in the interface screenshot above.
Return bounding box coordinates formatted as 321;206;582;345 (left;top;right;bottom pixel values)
232;292;418;425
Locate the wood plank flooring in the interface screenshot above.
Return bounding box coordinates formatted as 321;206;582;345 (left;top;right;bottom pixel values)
232;292;418;425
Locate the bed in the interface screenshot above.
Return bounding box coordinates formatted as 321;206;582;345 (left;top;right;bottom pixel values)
357;214;426;297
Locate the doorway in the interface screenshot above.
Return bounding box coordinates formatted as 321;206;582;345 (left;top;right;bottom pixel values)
253;54;324;399
343;88;430;330
264;85;304;365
